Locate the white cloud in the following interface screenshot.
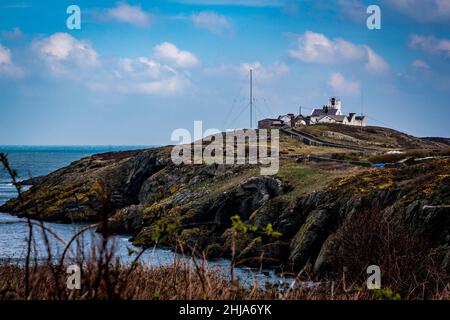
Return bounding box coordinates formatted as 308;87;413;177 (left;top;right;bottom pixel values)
238;60;289;81
129;76;190;95
365;46;390;74
328;72;360;96
289;31;389;74
288;31;363;63
412;59;430;69
99;44;197;96
32;36;195;96
105;2;152;27
153;42;199;68
204;60;289;81
192;12;233;34
117;56;177;80
113;56;191;95
0;43;23;77
33;33;99;74
386;0;450;23
409;34;450;57
0;44;11;65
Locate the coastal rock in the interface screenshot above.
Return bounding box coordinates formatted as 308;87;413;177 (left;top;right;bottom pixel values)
1;141;449;274
207;176;284;231
289;207;338;269
312;232;342;276
0;148;170;222
179;228;214;252
100;204;144;235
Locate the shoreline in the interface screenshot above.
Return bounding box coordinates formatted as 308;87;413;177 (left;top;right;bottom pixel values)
0;211;290;287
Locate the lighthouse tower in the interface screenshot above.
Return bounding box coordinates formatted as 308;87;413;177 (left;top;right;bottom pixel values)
327;97;342;115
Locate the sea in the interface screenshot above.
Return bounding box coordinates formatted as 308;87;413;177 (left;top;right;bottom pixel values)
0;146;288;286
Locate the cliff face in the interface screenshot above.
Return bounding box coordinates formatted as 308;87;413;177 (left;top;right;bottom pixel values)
1;138;449;274
0;148;171;221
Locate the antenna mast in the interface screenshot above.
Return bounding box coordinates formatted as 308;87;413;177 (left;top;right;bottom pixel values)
250;69;253;129
361;88;364;131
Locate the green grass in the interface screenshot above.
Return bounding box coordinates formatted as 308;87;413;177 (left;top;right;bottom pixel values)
279;136;352;155
296;124;403;147
278;162;318;180
275;159;355;205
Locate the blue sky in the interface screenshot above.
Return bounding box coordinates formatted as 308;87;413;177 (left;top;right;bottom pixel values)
0;0;449;145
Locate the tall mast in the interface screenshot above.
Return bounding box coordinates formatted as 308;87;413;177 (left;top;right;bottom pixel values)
250;69;253;129
361;88;364;131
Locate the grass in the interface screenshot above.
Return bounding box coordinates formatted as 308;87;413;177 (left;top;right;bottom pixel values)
275;159;360;206
295;124;412;148
279;134;357;155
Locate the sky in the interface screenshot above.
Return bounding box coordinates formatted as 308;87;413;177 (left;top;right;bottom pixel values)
0;0;449;145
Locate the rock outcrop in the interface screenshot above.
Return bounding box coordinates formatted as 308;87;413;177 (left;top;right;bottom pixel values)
1;145;449;274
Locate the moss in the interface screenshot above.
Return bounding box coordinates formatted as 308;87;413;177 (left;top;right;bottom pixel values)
179;228;211;251
150;192;166;203
142;202;166;219
169;185;180;194
328;168;395;195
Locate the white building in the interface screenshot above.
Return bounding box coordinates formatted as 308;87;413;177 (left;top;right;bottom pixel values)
257;98;365;129
278;114;295;127
310;98;365;126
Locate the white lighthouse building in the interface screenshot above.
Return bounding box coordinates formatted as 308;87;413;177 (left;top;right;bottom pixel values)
309;97;365;127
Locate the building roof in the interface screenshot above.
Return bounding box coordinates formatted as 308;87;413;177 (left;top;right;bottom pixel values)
259;118;281;122
311;107;339;117
329;115;346;122
278;114;295;120
316;115;345;122
293;115;307;121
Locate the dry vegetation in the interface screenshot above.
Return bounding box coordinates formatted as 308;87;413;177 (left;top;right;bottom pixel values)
1;221;448;300
318;207;450;299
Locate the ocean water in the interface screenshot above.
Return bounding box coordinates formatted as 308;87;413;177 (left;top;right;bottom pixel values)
0;146;287;286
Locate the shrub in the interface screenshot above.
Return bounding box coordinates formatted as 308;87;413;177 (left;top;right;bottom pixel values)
323;207;449;299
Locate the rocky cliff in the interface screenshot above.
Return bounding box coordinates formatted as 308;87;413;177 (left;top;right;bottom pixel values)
1;127;449;275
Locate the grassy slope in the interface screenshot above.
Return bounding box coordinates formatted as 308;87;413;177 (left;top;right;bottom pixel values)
293;124;447;150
